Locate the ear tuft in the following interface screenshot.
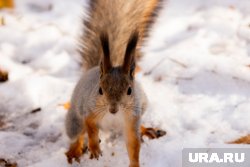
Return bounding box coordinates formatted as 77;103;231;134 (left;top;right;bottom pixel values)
100;32;112;74
125;31;139;57
123;31;139;74
100;32;110;58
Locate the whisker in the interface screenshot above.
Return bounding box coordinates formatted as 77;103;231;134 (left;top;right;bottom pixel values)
121;105;142;111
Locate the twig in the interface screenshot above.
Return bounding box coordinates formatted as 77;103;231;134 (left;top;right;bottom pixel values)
144;56;188;75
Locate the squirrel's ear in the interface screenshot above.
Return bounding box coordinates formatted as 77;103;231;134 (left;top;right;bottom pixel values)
100;32;112;74
123;31;139;78
99;61;103;78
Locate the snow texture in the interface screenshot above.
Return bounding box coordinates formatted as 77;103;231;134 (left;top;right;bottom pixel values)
1;0;250;166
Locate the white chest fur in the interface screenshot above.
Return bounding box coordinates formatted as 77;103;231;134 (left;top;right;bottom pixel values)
98;109;125;133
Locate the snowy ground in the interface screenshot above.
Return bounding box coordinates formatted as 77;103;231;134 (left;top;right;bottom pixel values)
1;0;250;167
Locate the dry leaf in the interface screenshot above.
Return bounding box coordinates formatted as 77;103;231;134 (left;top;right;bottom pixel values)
0;158;17;167
135;65;142;74
0;16;5;26
228;135;250;144
0;115;5;129
0;69;8;82
59;102;71;110
0;0;14;9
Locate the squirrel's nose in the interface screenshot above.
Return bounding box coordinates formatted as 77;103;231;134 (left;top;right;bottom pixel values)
109;107;118;114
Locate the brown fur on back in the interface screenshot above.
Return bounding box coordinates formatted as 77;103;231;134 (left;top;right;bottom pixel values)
80;0;163;69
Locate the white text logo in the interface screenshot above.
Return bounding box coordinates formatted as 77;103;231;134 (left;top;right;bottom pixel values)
189;153;245;163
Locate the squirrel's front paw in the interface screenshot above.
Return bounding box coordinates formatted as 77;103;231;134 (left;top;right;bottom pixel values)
89;144;102;160
65;145;83;164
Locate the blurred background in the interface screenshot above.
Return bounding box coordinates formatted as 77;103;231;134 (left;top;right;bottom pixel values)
1;0;250;167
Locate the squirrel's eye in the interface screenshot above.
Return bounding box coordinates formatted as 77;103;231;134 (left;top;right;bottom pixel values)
99;87;103;95
127;87;132;95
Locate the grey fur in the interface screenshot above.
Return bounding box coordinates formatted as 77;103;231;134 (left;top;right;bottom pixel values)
65;67;148;140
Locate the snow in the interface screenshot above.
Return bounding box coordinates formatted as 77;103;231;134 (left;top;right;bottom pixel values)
1;0;250;167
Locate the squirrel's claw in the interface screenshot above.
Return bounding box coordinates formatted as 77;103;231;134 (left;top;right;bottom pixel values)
75;157;81;163
89;147;102;160
65;151;82;164
65;143;84;164
66;154;73;164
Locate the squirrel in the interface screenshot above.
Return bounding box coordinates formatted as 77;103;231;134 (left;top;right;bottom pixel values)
65;0;166;167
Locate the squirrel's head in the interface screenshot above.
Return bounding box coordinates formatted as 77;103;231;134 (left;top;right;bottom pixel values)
98;31;138;114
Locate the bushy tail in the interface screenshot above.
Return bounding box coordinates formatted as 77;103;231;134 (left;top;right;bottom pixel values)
80;0;163;70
